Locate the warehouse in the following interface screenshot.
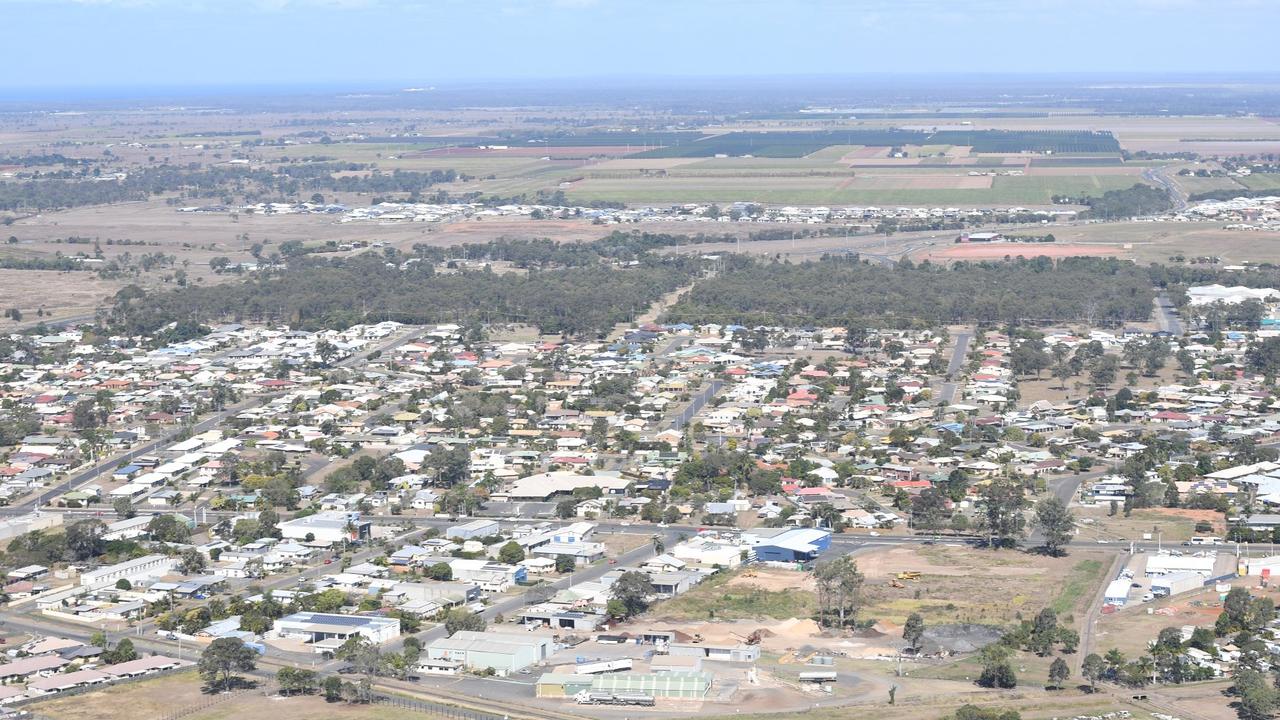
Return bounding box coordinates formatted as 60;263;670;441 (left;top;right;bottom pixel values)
1144;553;1216;577
278;511;370;546
1104;579;1132;607
273;612;400;649
669;642;760;663
535;671;712;699
741;527;831;564
425;630;553;676
1151;572;1204;598
445;519;500;540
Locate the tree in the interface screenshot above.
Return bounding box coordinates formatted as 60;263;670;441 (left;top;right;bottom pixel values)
1082;653;1105;692
910;488;949;535
148;514;191;543
322;675;344;702
609;571;655;618
64;519;106;561
1033;496;1075;556
442;607;486;636
903;612;925;651
106;638;138;664
813;555;865;628
198;637;257;691
426;562;452;581
1029;608;1058;656
555;499;578;519
179;547;207;574
1047;657;1070;690
115;578;132;591
978;478;1027;549
498;541;525;565
554;554;576;574
113;497;136;518
977;644;1017;689
277;666;318;696
1234;667;1279;720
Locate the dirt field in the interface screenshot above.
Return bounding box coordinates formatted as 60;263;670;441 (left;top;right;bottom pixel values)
855;544;1110;626
923;243;1124;260
1077;507;1217;543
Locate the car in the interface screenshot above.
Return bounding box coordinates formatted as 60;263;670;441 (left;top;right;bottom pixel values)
1131;582;1142;588
1096;539;1110;544
519;668;531;675
869;531;880;537
324;558;333;564
608;559;617;565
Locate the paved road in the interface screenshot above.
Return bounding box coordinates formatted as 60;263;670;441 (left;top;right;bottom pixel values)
662;379;724;431
1154;293;1183;336
938;329;973;404
1144;166;1189;212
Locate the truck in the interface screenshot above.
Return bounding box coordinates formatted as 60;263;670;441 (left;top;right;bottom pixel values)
574;691;654;706
574;658;633;675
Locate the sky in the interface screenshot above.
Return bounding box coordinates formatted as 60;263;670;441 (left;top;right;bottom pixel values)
1;0;1278;90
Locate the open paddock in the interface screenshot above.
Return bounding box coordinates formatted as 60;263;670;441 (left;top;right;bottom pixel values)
920;242;1125;260
565;172;1138;206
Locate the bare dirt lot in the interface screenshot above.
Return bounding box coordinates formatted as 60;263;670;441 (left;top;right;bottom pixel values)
855;544;1110;626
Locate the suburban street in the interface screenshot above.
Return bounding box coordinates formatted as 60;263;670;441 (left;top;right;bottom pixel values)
938;328;973;404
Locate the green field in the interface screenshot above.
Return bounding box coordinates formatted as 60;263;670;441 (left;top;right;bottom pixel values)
565;173;1139;206
1173;174;1245;195
803;144;865;160
1240;173;1280;191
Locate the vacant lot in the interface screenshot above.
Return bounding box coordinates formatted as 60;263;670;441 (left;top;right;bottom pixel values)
650;566;817;621
26;671;454;720
854;544;1110;626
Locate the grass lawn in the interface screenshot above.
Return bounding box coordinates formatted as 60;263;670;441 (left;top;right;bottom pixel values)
1050;558;1106;615
649;568;816;621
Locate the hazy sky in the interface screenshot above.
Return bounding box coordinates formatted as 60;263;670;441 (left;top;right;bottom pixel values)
2;0;1277;89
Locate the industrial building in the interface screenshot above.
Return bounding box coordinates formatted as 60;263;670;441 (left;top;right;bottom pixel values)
1144;553;1217;577
278;511;370;545
535;671;712;699
272;612;400;651
424;630;553;675
1104;578;1132;606
1151;572;1204;598
79;554;176;589
740;527;831;564
445;519;500;540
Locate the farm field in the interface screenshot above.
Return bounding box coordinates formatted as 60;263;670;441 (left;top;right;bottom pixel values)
1171;174;1244;195
1240;173;1280;191
564;173;1138;206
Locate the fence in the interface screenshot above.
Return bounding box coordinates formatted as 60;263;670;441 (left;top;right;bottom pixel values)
373;692;509;720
